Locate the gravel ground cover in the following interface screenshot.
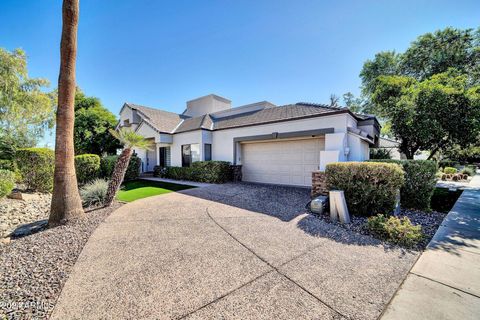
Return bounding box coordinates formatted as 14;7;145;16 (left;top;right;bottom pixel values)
0;203;122;319
0;192;51;238
312;208;447;250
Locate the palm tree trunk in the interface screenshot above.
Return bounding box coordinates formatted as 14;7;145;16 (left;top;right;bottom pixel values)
104;148;133;206
49;0;85;226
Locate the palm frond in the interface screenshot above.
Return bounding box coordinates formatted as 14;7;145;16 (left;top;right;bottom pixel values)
109;128;153;150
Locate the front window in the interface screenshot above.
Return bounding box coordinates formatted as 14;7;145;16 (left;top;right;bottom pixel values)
204;144;212;161
182;144;200;167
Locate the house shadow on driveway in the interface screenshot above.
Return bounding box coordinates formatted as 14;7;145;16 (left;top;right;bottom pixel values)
182;182;402;250
181;182;312;222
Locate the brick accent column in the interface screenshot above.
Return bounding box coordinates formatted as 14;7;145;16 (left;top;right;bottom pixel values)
230;165;242;182
311;171;327;198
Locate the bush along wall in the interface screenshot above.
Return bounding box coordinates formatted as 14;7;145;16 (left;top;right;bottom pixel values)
326;162;405;216
75;154;101;185
100;154;141;181
154;161;233;183
0;169;15;198
368;159;437;211
16;148;55;192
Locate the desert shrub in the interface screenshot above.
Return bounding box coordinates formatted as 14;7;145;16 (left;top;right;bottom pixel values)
100;154;141;181
75;154;101;185
366;214;423;248
326;162;404;216
79;178;109;207
16;148;54;192
460;166;475;176
369;148;392;159
443;167;457;174
0;169;15;198
161;161;232;183
368;160;437;211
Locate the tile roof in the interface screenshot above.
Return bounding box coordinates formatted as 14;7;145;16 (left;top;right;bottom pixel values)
211;103;349;130
126;103;183;133
174;114;213;133
124;102;375;134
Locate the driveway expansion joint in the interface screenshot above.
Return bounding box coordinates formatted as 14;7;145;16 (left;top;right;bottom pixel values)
410;272;480;299
205;207;348;319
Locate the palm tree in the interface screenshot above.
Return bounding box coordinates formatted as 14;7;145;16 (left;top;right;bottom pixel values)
49;0;85;225
104;128;151;206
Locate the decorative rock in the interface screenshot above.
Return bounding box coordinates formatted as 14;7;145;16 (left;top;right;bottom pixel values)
7;191;23;200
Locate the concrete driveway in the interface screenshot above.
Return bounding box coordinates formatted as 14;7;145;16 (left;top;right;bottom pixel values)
52;183;417;320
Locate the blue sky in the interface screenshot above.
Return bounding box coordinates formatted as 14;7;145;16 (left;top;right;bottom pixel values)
1;0;479;146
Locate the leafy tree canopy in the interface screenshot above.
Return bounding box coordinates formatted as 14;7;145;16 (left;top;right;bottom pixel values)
372;70;480;159
0;48;55;148
74;88;120;155
360;27;480;159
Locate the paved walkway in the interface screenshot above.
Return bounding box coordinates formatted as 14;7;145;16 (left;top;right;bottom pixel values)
51;183;417;320
382;175;480;320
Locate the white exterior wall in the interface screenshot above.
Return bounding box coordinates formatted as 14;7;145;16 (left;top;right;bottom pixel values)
347;134;370;161
171;130;204;166
211;114;349;163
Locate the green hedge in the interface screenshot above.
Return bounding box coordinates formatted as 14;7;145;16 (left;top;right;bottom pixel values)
326;162;405;216
155;161;232;183
368;159;437;211
100;154;141;181
16;148;54;192
0;169;15;198
75;154;101;185
0;159;15;171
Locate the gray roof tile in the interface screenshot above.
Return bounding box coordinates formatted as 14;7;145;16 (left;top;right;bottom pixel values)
126;103;183;133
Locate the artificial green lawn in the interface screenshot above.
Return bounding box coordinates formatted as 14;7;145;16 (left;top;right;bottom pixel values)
116;179;194;202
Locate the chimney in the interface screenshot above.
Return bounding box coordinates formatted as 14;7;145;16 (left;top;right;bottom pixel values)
183;94;231;117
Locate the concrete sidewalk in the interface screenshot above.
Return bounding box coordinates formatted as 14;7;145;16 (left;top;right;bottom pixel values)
382;175;480;320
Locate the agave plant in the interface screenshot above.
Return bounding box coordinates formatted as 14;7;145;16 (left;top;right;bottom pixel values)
104;128;152;206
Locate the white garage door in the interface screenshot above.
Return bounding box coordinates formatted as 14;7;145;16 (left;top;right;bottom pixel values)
241;138;323;187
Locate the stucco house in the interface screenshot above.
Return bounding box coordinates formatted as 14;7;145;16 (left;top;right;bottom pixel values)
117;94;380;187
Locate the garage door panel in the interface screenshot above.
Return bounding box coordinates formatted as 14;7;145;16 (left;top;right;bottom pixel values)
241;139;322;187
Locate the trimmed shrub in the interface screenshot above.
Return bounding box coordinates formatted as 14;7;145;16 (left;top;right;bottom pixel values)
191;161;232;183
366;214;423;248
100;154;141;181
0;169;15;198
79;178;109;207
0;159;15;171
75;154;101;185
326;162;404;216
16;148;54;192
368;160;437;211
161;161;233;183
124;155;141;181
153;165;166;177
443;167;457;174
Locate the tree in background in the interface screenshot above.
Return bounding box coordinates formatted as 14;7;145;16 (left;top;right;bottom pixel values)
360;27;480;158
0;48;55;148
74;88;120;155
49;0;85;225
372;71;480;159
104;128;151;206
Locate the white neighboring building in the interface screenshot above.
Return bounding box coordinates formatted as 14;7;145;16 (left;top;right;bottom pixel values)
117;94;380;187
